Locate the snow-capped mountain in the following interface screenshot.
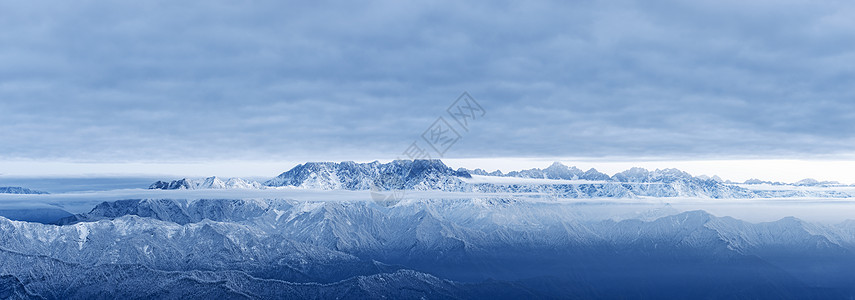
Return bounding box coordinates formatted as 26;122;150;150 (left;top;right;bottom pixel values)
470;164;758;198
264;159;471;191
262;160;758;198
0;187;49;194
268;160;754;198
4;198;855;298
149;176;263;190
144;160;854;199
609;167;757;198
501;161;612;181
4;166;854;298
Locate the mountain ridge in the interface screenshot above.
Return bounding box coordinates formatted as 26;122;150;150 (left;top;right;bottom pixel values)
5;198;855;298
145;160;854;199
149;176;263;190
0;187;49;195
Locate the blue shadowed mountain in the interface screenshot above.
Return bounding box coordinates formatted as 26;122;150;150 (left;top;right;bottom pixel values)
0;187;49;195
264;159;471;190
7;198;855;298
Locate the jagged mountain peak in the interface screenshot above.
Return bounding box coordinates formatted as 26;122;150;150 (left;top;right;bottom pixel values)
149;177;263;190
149;179;192;190
583;168;611;180
457;168;501;176
650;168;695;182
544;162;583;178
696;175;724;182
490;163;733;185
612;167;650;182
265;159;470;190
546;161;567;169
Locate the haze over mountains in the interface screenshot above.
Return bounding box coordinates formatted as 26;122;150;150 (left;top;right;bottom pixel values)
3;159;855;298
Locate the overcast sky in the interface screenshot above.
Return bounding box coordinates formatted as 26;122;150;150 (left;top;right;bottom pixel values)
1;0;854;178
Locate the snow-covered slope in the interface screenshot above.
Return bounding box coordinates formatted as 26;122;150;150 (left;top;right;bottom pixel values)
265;159;471;191
0;274;42;300
3;197;855;298
4;197;855;298
0;246;516;300
149;177;263;190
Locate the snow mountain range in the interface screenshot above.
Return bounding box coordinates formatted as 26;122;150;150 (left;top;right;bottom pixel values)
3;197;855;298
149;160;855;199
149;176;263;190
1;160;845;297
0;187;49;195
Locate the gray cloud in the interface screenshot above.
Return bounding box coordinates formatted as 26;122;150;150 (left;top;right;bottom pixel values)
0;0;853;162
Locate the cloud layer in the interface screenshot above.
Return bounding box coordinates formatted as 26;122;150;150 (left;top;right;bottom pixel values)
1;0;853;162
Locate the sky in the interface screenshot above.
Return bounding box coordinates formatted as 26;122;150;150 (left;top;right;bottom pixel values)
1;0;854;182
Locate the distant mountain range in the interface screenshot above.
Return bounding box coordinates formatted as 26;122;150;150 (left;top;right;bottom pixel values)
147;160;854;199
149;176;262;190
738;178;842;186
0;187;49;195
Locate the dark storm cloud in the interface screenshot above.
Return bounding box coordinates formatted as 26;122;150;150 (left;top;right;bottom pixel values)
0;0;853;161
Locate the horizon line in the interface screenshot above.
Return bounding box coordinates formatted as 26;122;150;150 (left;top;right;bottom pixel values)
2;158;855;185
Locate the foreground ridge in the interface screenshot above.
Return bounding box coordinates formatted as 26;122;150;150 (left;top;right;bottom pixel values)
3;198;855;299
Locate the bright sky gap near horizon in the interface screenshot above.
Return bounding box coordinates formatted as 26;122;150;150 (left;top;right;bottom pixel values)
1;1;854;182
